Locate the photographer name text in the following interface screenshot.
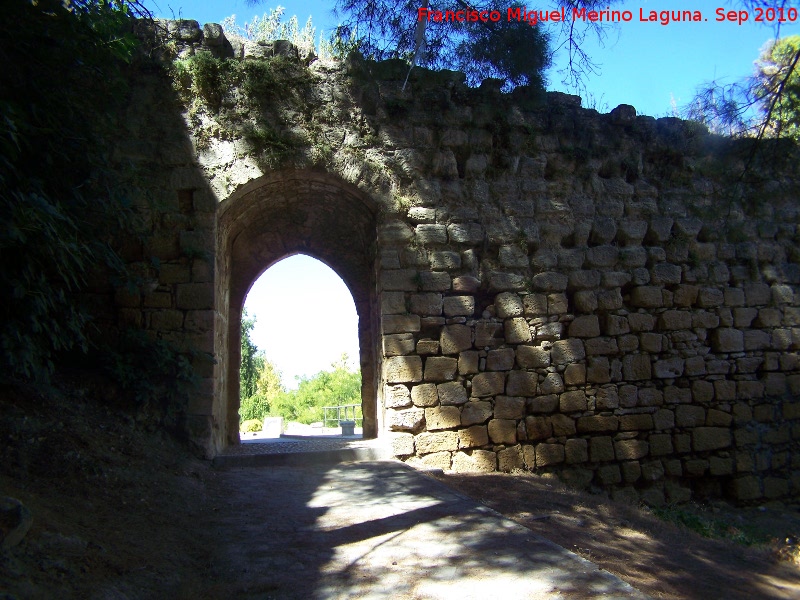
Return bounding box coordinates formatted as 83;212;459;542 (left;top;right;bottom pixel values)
416;5;799;26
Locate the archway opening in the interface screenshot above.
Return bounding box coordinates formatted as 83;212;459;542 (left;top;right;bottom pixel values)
238;254;363;440
211;171;380;454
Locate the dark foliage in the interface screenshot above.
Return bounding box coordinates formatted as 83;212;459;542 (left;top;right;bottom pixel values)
0;0;144;381
333;0;551;90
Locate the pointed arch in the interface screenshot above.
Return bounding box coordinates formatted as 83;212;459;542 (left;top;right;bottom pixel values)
212;170;381;452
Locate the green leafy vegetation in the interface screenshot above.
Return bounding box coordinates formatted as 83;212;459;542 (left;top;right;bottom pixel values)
0;0;142;381
652;504;771;547
238;314;361;428
1;0;208;423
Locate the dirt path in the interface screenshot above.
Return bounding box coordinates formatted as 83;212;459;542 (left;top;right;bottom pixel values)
2;384;799;599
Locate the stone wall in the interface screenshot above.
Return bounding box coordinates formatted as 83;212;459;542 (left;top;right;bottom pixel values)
113;20;800;505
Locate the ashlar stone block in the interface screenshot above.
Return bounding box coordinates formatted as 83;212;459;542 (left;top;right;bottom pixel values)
516;345;550;369
384;356;423;383
535;443;565;467
568;315;601;338
425;406;461;430
409;293;443;316
387;408;425;432
560;390;588;412
488;419;517;444
437;381;468;405
452;450;496;473
416;431;459;454
440;324;472;354
458;425;489;449
443;296;475;317
385;384;412;408
622;354;651;380
692;427;732;451
487;348;515;371
711;328;744;352
389;432;415;456
506;371;538;396
495;292;524;318
384;333;415;356
551;339;586;365
504;317;532;344
424;356;457;382
525;416;552;441
411;383;438;407
494;396;525;420
458;351;480;374
472;372;505;396
498;445;525;472
461;400;493;426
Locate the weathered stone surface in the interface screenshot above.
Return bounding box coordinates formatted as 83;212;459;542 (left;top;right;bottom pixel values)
458;425;489;449
590;437;615;462
437;381;468;405
676;405;706;428
424;356;457;381
382;315;421;334
443;295;475;317
416;339;439;355
506;371;537;396
565;438;589;464
486;348;515;371
631;286;663;308
495;292;524;318
532;272;568;292
472;372;505;396
551;339;585;364
440;324;472;354
614;439;649;460
568;315;601;338
384;356;423;383
577;415;619;433
176;283;213;309
409;293;443;316
488;419;517;444
692;427;732;451
425;406;461;430
497;445;525;472
622;354;651;380
387;408;425;432
494;396;525;420
539;372;565;394
535;443;565;466
384;333;416;356
452;449;496;472
416;431;459;454
458;351;480;374
411;383;438;407
560;390;588;412
712;328;744;352
516;345;550;368
385;384;412;409
389;432;415;456
525;416;552;441
653;357;684;379
461;400;493;426
504;317;532;344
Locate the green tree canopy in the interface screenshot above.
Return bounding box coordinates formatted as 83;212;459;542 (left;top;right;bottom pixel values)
754;35;800;141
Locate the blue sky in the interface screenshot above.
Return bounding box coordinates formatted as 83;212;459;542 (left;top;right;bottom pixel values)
140;0;798;387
